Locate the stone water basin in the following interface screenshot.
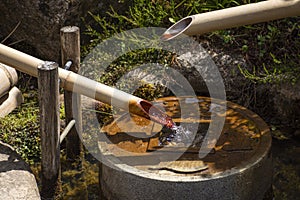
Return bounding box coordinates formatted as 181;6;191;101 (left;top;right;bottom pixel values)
98;96;272;200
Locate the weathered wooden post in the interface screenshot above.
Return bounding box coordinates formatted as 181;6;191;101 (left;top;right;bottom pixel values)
38;61;61;199
60;26;83;162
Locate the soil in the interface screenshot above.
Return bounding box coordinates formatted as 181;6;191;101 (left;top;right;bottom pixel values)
271;137;300;199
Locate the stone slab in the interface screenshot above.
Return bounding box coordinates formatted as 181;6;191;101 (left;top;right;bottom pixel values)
0;141;40;200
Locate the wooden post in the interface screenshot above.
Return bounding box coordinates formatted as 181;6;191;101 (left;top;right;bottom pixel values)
38;61;61;199
60;26;83;161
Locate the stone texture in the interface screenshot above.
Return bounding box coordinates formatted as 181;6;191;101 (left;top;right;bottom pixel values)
172;42;253;102
98;97;273;200
100;154;272;200
172;42;300;128
0;141;40;200
270;80;300;124
0;0;131;62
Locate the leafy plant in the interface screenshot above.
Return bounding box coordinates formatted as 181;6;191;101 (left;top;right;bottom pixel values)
84;0;257;45
0;96;40;164
84;0;263;96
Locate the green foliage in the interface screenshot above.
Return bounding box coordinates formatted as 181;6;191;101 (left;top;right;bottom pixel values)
98;48;172;84
134;83;165;101
0;91;40;164
235;17;300;84
83;0;263;100
238;63;298;85
0;89;67;164
84;0;300;87
109;0;169;27
84;0;258;45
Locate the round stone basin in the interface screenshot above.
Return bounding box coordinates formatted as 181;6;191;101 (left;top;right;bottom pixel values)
98;96;272;200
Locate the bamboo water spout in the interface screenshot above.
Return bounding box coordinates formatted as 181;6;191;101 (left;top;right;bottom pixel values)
162;0;300;41
0;44;174;128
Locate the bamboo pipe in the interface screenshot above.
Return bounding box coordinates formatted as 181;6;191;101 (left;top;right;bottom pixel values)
162;0;300;40
0;44;174;128
0;86;24;117
0;63;18;98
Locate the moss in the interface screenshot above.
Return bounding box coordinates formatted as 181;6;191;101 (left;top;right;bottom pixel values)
0;89;40;164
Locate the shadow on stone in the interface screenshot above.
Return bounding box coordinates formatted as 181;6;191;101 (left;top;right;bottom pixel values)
0;141;40;199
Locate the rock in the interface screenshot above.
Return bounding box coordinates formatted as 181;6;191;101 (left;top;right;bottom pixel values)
0;141;40;199
0;0;131;62
172;41;300;128
173;41;251;99
271;80;300;125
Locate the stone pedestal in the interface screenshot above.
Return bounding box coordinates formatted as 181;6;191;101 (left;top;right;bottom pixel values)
98;97;273;200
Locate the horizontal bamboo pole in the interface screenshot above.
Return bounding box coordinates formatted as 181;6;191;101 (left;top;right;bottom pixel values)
0;43;173;127
162;0;300;40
